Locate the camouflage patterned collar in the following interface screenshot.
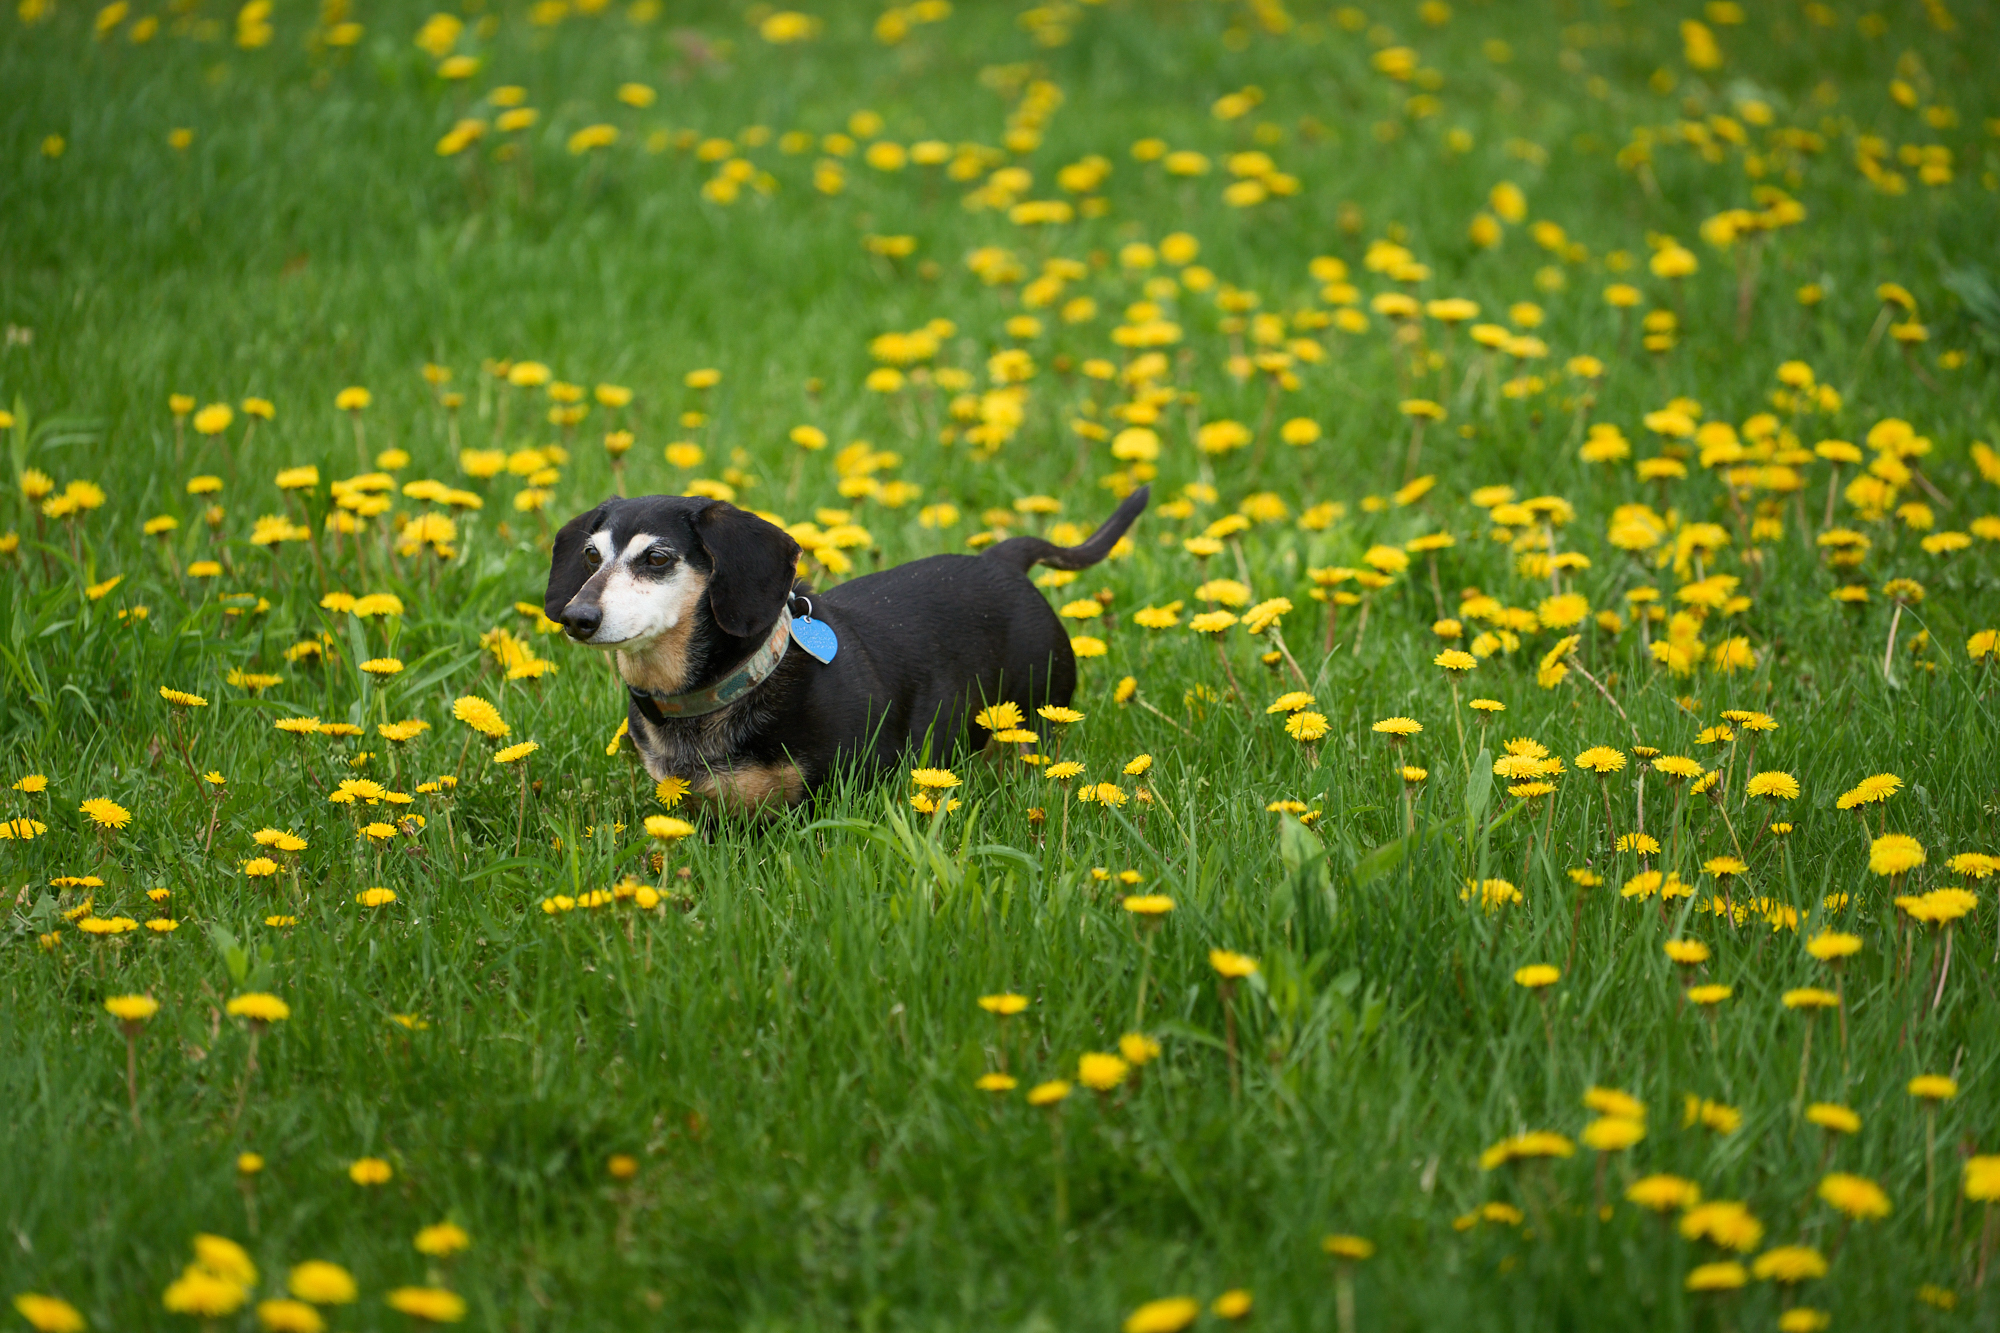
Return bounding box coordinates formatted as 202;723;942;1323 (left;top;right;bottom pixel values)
628;610;791;722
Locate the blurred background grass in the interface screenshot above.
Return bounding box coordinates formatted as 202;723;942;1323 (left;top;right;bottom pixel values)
4;0;2000;1328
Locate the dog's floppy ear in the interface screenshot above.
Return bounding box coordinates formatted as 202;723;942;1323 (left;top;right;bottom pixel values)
545;501;608;621
695;502;801;639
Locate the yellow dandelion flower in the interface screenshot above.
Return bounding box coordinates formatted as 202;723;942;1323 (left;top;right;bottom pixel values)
1868;833;1924;875
1122;1298;1199;1333
414;1223;472;1256
11;1296;86;1333
1209;949;1258;978
1285;711;1329;741
384;1288;465;1323
974;701;1025;731
1574;746;1626;773
1077;1052;1129;1091
80;797;133;829
225;993;290;1022
645;816;695;842
348;1157;393;1185
104;994;160;1022
1026;1080;1072;1107
451;695;509;738
1817;1172;1891;1220
1321;1234;1375;1261
1581;1116;1645;1151
1807;1103;1861;1135
1805;931;1861;960
1626;1174;1701;1212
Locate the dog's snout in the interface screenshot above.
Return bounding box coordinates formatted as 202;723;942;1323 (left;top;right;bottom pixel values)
563;603;603;640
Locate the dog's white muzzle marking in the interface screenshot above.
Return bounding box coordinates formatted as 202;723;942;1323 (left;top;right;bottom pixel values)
564;532;706;648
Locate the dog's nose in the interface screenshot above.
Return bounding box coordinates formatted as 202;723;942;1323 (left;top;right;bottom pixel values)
563;603;602;639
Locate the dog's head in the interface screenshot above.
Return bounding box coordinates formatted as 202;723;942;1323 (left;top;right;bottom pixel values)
543;496;801;653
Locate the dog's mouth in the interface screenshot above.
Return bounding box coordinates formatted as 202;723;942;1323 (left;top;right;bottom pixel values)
564;619;651;650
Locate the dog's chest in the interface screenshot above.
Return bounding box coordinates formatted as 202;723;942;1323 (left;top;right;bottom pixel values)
626;701;804;810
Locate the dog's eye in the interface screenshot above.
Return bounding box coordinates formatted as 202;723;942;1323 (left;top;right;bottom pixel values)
583;547;602;569
647;549;675;569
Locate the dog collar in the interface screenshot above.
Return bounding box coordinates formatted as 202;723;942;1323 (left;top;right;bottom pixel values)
628;610;792;722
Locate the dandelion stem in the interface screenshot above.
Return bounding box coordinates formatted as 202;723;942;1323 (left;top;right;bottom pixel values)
1925;1106;1938;1228
1567;653;1638;741
1882;600;1903;682
1931;925;1954;1013
513;764;529;857
1834;968;1850;1080
1211;637;1252;719
1449;678;1467;774
1901;341;1940;391
124;1028;142;1130
1133;926;1156;1029
1792;1014;1814;1122
1713;794;1744;860
1563;878;1589;977
1056;785;1071;877
1135;697;1193;736
1221;978;1240;1103
1049;1110;1068;1236
1266;626;1310;690
1539;992;1556;1086
1976;1202;1996;1290
238;1168;260;1238
1334;1266;1357;1333
1667;787;1686;880
230;1025;261;1131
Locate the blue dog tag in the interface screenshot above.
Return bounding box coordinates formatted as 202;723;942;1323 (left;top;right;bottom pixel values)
790;614;838;664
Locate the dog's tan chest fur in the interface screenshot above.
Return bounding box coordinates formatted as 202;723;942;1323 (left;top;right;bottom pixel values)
611;569;709;695
690;762;805;810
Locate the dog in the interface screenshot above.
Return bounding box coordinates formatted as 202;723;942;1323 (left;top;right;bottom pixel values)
542;486;1149;810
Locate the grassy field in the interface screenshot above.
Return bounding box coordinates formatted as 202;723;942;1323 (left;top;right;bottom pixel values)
5;0;2000;1328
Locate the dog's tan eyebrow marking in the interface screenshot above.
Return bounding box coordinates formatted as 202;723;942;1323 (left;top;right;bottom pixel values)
619;532;655;563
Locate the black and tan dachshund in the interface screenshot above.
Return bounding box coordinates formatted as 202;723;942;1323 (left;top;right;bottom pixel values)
542;486;1149;810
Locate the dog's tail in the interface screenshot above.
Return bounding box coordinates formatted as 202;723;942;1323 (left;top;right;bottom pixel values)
981;485;1150;575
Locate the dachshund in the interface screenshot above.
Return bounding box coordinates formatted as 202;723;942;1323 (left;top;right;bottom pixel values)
542;486;1149;810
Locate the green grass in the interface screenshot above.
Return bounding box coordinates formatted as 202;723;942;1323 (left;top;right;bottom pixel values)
4;0;2000;1328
